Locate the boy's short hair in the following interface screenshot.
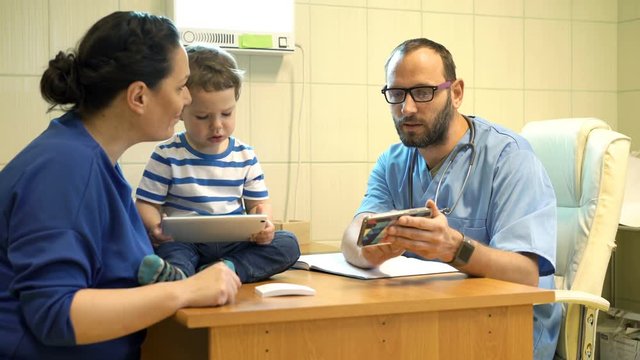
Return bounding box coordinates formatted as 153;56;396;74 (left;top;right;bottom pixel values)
185;44;244;100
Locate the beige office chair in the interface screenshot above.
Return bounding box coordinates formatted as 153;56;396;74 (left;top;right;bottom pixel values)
521;118;630;360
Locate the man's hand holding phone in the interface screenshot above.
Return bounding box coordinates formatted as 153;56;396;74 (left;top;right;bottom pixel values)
357;207;432;247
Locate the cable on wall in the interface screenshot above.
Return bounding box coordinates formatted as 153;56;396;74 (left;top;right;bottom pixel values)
282;43;305;222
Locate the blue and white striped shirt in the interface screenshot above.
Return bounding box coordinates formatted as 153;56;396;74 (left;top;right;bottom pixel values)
136;133;268;216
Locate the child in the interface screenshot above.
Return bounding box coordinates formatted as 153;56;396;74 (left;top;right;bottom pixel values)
135;44;300;284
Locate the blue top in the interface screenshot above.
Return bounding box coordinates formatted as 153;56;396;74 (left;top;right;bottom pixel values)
0;112;152;359
357;116;561;359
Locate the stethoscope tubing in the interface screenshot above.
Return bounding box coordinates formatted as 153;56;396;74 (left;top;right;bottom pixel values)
408;115;477;213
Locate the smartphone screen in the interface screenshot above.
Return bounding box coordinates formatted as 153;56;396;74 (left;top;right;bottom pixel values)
356;208;431;247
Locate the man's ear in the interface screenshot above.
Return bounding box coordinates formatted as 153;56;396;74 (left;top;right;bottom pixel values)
127;81;148;115
451;79;464;109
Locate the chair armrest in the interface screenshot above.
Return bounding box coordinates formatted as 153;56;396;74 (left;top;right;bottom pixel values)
554;289;610;311
551;290;610;359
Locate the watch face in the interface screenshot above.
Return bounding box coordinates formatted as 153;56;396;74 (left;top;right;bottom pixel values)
456;239;475;264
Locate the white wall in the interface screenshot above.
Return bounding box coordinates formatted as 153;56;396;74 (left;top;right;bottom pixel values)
0;0;624;242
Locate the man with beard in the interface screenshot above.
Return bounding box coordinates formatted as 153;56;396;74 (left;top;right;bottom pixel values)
341;38;560;360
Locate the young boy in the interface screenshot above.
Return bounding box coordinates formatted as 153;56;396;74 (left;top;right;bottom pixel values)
135;45;300;284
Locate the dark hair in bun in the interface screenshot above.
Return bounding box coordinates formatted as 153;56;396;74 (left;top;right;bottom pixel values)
40;52;81;109
40;11;180;115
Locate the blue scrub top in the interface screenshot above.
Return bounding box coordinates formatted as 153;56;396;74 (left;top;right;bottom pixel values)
0;112;153;359
357;116;561;359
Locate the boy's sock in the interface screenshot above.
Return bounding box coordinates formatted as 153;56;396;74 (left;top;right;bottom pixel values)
222;259;236;273
138;254;186;285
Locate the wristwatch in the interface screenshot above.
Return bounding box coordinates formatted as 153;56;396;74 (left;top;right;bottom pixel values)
448;232;475;267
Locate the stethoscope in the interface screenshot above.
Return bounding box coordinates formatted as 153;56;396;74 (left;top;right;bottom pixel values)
408;115;477;215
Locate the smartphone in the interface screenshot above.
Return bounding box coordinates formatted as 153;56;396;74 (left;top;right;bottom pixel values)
356;207;432;247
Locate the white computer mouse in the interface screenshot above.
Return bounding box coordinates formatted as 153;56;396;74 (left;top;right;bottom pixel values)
254;283;316;297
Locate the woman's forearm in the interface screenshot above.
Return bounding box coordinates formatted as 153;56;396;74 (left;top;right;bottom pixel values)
70;262;240;344
70;282;185;344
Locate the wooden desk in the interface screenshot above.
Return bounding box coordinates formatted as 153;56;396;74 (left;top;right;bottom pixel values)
142;269;553;359
298;241;340;254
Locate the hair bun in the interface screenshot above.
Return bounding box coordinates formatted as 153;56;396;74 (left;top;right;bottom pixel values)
40;51;83;108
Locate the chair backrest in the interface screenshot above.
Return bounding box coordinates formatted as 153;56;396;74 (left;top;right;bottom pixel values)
521;118;630;359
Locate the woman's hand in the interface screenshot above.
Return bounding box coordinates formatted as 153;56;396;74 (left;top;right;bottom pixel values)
181;262;241;307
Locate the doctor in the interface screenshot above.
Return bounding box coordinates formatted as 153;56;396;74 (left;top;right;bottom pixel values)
341;38;561;360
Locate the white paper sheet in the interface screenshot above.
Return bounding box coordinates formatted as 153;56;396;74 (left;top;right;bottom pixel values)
293;252;459;280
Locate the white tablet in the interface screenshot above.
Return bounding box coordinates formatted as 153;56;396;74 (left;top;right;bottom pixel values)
161;214;268;243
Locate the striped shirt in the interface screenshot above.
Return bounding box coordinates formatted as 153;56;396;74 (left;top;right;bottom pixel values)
136;133;268;216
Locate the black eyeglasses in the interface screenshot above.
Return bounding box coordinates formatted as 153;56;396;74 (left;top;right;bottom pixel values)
381;81;452;104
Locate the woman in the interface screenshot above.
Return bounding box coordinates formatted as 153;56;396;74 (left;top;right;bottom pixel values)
0;11;240;359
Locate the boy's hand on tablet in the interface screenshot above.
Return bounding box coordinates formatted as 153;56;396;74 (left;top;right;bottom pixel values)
148;222;174;247
252;219;275;245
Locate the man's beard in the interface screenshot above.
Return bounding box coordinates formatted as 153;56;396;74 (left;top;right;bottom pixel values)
394;92;453;148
